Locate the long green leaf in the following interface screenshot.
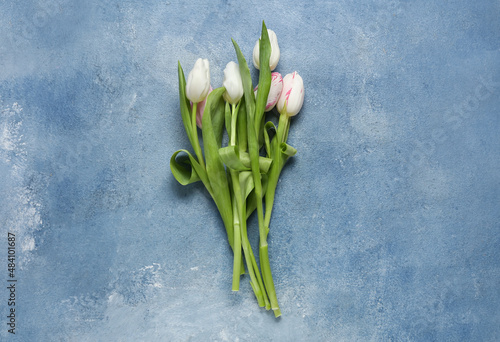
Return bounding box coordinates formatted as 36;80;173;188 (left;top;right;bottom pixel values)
244;173;268;220
254;22;272;137
211;94;226;148
239;171;254;201
170;149;212;196
232;39;255;123
237;97;248;151
254;20;280;316
177;62;195;149
202;87;234;247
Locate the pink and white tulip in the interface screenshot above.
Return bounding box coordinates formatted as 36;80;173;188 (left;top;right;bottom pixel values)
277;71;304;117
254;72;283;112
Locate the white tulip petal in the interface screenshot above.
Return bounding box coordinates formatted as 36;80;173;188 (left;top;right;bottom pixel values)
186;58;211;103
252;29;280;71
222;61;244;104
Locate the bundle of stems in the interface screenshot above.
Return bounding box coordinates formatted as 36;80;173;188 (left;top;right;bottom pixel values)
170;22;298;318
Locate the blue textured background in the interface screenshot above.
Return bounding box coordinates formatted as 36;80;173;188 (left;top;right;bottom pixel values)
1;1;499;341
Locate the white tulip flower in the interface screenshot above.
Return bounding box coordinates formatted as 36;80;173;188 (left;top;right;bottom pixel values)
252;29;280;71
186;58;210;103
222;61;244;104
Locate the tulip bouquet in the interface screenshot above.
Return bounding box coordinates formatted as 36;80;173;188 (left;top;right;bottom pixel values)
170;21;304;317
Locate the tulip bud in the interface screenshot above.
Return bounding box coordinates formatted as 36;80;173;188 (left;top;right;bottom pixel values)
192;86;213;128
253;72;283;112
252;29;280;71
277;71;304;117
222;61;244;105
186;58;210;103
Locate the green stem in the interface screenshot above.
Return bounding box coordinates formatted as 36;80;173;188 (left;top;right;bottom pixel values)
231;193;242;291
230;103;239;146
261;114;290;317
191;102;206;170
229;104;242;291
228;103;263;303
245;219;271;310
247;102;280;313
260;244;281;316
239;197;266;307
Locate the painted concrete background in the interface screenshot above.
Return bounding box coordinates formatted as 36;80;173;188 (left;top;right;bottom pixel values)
1;1;499;341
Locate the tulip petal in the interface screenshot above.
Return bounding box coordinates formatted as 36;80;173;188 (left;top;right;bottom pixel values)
252;29;280;71
186;58;211;103
223;61;244;104
277;71;304;116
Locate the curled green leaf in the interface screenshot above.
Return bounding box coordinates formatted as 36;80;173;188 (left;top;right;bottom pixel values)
170;149;212;193
263;121;277;157
280;142;297;157
219;146;273;174
239;152;273;174
219;146;248;171
202;87;234;247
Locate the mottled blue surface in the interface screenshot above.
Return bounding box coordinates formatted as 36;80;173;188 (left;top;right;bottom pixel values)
1;1;499;341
